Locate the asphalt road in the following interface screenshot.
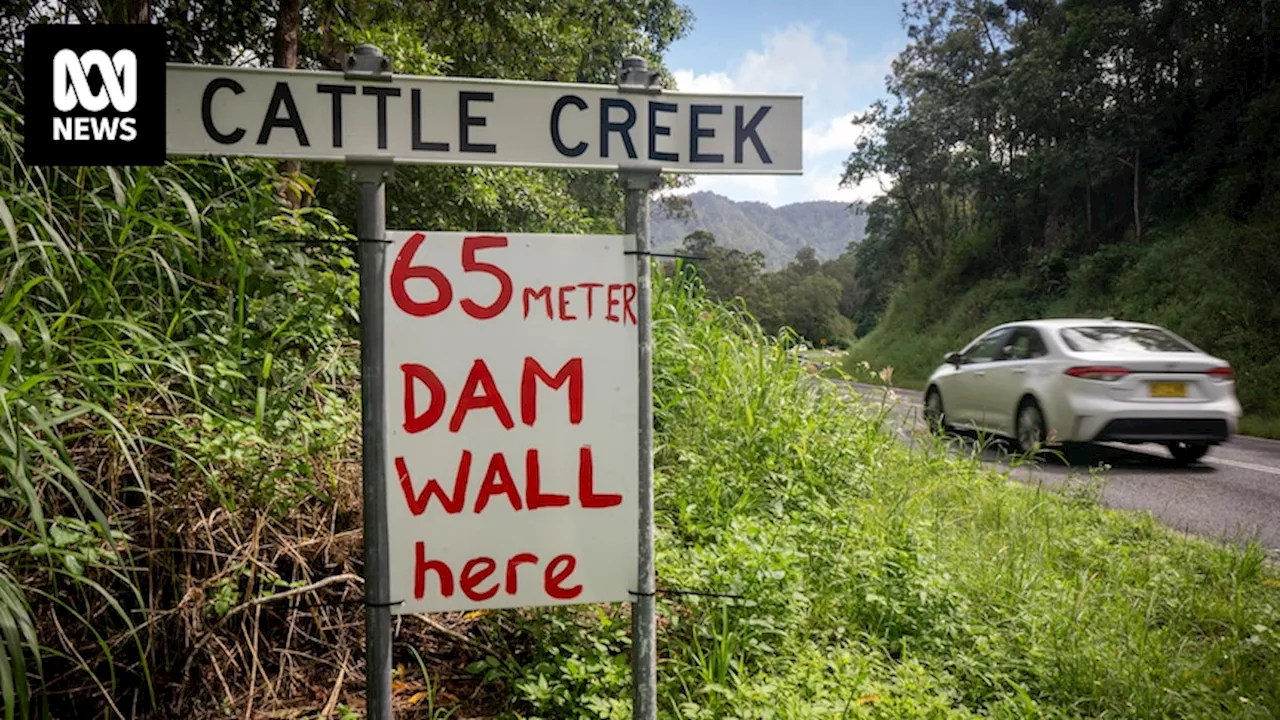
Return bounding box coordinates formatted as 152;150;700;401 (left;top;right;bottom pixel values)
843;381;1280;560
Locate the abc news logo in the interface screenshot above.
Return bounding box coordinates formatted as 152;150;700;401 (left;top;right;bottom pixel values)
24;24;166;166
53;49;139;141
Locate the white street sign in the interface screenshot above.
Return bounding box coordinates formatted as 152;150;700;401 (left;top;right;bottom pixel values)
382;231;640;614
165;64;803;174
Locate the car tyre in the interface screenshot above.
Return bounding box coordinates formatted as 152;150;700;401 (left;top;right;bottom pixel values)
1167;441;1210;465
923;387;948;435
1015;398;1046;456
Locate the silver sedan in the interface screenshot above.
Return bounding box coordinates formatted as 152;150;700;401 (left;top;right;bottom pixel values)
923;319;1243;464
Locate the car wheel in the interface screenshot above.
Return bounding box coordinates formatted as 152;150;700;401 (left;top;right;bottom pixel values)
923;387;947;435
1015;399;1046;456
1167;441;1210;465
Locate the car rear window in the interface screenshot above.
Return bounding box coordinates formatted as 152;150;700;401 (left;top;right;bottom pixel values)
1059;326;1196;353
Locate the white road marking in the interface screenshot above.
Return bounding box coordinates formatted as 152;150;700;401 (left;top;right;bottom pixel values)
1204;456;1280;477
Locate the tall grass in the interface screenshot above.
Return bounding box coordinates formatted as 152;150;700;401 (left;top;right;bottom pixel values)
0;82;365;716
485;264;1280;719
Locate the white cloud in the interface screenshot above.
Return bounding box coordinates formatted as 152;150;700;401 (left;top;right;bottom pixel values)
673;24;891;112
670;69;736;95
670;23;897;207
804;112;864;158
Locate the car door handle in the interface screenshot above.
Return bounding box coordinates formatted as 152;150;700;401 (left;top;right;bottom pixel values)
1012;368;1027;375
975;371;986;377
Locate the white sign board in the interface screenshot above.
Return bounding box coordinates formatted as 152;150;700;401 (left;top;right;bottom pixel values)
383;231;640;614
165;64;803;174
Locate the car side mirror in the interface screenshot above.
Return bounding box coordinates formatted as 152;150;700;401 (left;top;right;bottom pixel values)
944;352;962;366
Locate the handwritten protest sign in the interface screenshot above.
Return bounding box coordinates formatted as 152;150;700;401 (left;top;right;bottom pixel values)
383;231;639;614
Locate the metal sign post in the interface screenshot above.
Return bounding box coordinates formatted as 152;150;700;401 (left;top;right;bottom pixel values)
617;55;662;720
348;44;395;720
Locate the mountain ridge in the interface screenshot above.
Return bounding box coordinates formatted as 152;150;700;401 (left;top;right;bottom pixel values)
652;191;867;270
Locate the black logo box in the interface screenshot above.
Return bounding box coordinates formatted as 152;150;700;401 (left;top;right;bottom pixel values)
23;24;167;167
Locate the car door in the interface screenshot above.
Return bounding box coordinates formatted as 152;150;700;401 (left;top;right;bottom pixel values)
980;326;1048;435
945;327;1015;428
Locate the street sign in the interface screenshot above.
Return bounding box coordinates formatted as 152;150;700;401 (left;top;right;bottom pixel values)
21;26;806;717
165;63;803;174
382;230;640;614
150;44;803;719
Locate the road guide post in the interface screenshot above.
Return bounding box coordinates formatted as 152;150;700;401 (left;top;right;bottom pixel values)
346;44;395;720
617;55;662;720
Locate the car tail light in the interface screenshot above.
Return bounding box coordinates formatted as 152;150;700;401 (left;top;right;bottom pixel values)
1206;366;1234;381
1065;366;1130;381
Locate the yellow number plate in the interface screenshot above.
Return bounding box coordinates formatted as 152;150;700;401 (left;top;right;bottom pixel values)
1149;382;1187;398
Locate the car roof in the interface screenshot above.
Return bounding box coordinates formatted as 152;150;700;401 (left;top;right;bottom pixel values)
989;318;1163;332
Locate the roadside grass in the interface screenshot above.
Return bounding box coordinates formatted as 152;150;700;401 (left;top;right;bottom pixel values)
1241;416;1280;442
482;267;1280;719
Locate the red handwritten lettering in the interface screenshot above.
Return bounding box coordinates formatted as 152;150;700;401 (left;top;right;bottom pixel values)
459;235;513;320
473;452;523;513
398;453;471;516
390;234;517;319
606;284;622;322
557;285;577;320
578;282;603;318
523;286;552;319
415;543;453;598
622;283;638;325
402;363;447;433
450;359;515;432
398;448;622;515
390;232;452;318
521;357;583;426
577;446;621;508
525;449;570;510
460;557;499;601
545;554;583;599
411;547;583;603
505;552;539;593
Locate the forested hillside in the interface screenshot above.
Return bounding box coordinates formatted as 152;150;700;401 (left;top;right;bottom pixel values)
835;0;1280;434
647;191;870;346
651;190;867;269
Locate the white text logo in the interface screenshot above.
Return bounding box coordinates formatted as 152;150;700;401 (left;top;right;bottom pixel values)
52;48;138;141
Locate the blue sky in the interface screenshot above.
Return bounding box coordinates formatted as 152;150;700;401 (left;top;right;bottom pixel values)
664;0;907;207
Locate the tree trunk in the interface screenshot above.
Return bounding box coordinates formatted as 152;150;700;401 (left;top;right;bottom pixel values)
1264;0;1271;78
897;188;932;260
105;0;149;24
1132;146;1141;242
1085;163;1092;235
129;0;149;24
274;0;304;208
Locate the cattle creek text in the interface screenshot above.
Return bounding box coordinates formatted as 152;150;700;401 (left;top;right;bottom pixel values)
179;73;790;168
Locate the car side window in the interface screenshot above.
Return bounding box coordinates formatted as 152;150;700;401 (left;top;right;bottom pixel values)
1003;327;1048;360
964;328;1014;363
1026;329;1048;357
